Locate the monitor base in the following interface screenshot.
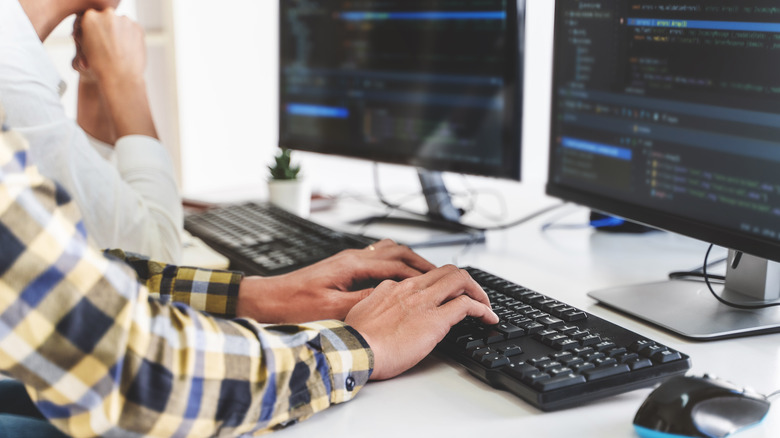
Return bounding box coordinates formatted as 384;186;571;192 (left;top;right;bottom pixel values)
359;168;486;248
588;280;780;341
351;215;485;248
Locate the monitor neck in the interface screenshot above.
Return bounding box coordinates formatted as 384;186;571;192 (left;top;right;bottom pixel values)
725;250;780;301
417;170;462;223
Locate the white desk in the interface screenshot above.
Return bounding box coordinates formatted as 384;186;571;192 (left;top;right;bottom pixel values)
273;189;780;438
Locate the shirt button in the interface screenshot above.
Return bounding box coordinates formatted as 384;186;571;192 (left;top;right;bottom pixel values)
345;376;356;391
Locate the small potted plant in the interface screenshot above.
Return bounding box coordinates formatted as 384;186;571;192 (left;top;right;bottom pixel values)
268;148;310;217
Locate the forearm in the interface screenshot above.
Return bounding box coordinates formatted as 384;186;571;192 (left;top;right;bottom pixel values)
99;75;158;139
77;79;117;145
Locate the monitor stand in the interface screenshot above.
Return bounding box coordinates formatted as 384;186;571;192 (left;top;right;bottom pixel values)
588;250;780;341
352;170;486;248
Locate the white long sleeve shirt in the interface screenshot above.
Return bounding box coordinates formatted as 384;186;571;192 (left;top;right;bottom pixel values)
0;0;183;263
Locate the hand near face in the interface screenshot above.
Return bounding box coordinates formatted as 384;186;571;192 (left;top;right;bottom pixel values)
236;239;437;323
72;14;97;83
72;8;147;85
345;265;499;380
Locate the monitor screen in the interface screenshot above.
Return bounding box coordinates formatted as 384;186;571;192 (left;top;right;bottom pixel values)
279;0;523;180
547;0;780;264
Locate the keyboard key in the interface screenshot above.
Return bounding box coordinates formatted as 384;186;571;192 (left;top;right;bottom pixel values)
527;356;552;367
524;372;552;385
594;341;617;352
484;330;506;344
582;364;630;381
580;335;602;346
518;321;544;334
539;361;563;373
481;354;511;369
554;338;580;351
629;340;654;353
457;335;485;349
640;345;666;358
651;349;683;364
563;310;588;322
552;351;573;361
627;358;653;370
606;347;628;358
537;315;565;328
504;362;539;380
467;346;493;360
534;373;587;392
573;362;596;373
496;322;525;339
499;345;523;357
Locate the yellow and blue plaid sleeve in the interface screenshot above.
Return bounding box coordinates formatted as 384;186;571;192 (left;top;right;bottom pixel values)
0;121;374;437
104;249;243;318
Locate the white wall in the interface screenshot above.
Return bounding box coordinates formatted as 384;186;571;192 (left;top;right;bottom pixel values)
173;0;278;198
173;0;555;209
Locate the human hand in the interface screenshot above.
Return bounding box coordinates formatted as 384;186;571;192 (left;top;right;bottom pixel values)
76;8;147;85
236;239;437;323
72;8;157;139
344;265;499;380
72;14;97;83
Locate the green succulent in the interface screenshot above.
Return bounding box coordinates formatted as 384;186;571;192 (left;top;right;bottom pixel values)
268;148;301;180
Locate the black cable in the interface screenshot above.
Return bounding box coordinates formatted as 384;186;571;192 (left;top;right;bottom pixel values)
702;244;780;310
669;255;728;282
668;271;725;283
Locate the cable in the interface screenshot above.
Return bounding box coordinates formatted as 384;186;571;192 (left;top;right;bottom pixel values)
766;389;780;401
669;255;728;282
669;271;725;283
371;163;567;231
702;244;780;310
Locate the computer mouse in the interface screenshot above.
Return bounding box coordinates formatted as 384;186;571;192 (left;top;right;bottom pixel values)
633;375;771;438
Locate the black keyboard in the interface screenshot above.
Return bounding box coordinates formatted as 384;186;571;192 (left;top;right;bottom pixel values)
437;267;691;411
184;202;376;276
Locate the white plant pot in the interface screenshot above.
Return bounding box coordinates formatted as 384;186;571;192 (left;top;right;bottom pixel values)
268;178;311;217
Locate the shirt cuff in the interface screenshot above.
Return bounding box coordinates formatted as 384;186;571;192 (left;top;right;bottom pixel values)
114;135;176;175
302;320;374;404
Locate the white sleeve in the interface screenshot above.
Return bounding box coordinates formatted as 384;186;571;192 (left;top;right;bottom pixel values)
0;0;183;263
86;133;117;164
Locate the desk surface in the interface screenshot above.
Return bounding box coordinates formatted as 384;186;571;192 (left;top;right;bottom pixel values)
272;190;780;438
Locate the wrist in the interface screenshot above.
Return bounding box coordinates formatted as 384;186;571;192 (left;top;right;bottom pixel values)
236;276;265;320
97;76;158;139
98;72;147;97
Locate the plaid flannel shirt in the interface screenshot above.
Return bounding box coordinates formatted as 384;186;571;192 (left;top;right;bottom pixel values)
0;115;373;436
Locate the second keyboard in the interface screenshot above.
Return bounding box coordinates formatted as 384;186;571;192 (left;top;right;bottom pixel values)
185;202;376;276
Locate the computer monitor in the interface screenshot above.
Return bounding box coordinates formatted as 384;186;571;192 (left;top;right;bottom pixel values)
547;0;780;339
278;0;524;231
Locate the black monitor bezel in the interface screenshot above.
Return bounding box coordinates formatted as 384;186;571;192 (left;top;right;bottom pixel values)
278;0;525;181
545;0;780;264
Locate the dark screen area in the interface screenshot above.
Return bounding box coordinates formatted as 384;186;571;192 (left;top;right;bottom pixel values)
279;0;522;179
548;0;780;261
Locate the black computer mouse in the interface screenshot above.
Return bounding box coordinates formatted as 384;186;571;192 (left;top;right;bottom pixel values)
633;375;771;438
